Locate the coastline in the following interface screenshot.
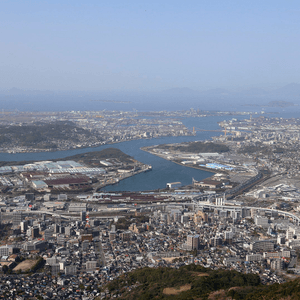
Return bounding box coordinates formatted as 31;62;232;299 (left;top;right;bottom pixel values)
97;165;152;191
1;133;194;154
140;146;223;176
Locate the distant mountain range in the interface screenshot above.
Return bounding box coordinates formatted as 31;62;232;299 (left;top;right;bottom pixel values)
161;83;300;102
2;83;300;100
2;87;55;96
243;101;297;108
0;83;300;111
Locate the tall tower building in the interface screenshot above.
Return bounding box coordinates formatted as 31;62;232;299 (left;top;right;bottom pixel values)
187;235;199;250
13;211;23;227
80;211;86;222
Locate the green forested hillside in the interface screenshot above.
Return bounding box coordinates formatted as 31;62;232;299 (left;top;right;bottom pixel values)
99;265;261;300
0;121;93;147
99;265;300;300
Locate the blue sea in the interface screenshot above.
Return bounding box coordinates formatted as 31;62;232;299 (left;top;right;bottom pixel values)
0;95;298;191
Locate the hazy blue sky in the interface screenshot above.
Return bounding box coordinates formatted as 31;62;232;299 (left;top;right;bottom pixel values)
1;1;300;91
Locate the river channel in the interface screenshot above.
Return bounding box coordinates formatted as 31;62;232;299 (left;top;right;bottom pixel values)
0;115;248;191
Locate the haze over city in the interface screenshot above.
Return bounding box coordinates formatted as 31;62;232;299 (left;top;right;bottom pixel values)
2;2;300;300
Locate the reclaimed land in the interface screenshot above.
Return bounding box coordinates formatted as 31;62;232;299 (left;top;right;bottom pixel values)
151;141;230;153
141;142;227;174
173;159;224;174
141;150;220;174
